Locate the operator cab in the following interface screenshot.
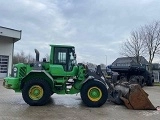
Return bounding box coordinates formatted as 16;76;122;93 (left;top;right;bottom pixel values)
50;45;77;71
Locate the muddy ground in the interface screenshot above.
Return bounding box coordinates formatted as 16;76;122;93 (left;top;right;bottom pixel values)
0;80;160;120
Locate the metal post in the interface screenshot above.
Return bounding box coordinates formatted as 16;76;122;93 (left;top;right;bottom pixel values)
106;55;107;66
158;71;159;82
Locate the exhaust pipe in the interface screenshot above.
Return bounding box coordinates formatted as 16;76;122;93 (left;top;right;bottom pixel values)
34;49;39;62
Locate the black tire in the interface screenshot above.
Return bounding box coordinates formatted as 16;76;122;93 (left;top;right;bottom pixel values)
129;75;145;87
111;75;118;83
80;80;108;107
22;79;51;106
129;76;139;84
146;76;154;86
138;76;145;87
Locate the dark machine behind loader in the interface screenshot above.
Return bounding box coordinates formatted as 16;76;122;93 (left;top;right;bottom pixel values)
3;44;156;110
109;65;154;87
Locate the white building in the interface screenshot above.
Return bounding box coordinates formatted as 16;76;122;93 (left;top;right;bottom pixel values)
0;26;21;79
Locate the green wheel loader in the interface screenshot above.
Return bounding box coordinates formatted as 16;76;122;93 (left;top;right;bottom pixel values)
3;44;156;109
3;45;108;107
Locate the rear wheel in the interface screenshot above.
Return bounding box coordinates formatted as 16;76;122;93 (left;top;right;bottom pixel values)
138;76;145;87
22;79;51;106
129;76;138;83
146;75;154;86
80;80;108;107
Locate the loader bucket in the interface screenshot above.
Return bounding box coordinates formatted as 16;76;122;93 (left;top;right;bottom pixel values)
119;84;156;110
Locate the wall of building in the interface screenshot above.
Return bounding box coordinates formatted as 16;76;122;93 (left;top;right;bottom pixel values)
0;36;14;78
153;70;160;82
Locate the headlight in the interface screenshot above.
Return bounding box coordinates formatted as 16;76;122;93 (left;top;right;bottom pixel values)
12;67;17;77
38;64;42;67
13;67;18;72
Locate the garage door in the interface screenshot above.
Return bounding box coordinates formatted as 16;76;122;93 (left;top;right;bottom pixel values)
0;55;9;79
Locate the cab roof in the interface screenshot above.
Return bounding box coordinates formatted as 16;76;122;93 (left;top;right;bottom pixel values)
50;44;74;48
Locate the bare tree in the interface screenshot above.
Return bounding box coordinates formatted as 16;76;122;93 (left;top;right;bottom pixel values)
13;51;26;64
121;21;160;71
121;30;145;64
13;51;35;64
26;53;35;63
142;21;160;71
100;63;106;68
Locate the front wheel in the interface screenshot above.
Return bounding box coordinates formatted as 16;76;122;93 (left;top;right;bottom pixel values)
22;79;51;106
80;80;108;107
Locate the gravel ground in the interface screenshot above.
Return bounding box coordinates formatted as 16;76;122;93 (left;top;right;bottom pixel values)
0;80;160;120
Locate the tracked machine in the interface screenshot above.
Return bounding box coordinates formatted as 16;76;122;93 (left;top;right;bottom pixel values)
3;44;156;109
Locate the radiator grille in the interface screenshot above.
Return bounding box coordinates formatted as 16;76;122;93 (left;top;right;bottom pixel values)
19;67;26;78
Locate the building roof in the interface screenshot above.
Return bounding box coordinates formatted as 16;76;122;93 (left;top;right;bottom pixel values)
112;56;148;65
0;26;22;42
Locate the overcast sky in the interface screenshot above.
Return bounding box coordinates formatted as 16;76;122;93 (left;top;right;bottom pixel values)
1;0;160;65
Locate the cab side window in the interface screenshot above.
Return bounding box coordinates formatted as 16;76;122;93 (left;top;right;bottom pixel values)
54;47;68;71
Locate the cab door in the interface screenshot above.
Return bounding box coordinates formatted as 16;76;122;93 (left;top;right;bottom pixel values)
54;47;69;71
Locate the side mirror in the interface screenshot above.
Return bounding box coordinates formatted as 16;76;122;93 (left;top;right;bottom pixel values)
74;53;76;59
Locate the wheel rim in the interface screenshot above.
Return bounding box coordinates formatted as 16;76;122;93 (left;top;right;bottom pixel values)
29;85;44;100
87;87;102;102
